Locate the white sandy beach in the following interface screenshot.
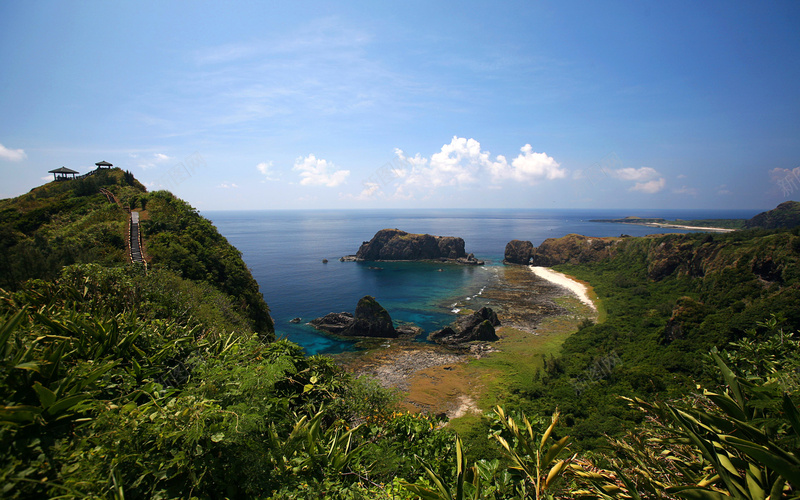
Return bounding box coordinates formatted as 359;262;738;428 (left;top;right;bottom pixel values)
529;266;596;311
644;222;735;232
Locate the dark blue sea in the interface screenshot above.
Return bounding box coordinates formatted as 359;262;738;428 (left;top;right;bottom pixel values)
204;208;757;355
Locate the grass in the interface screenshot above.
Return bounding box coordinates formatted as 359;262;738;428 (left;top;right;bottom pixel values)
408;271;600;430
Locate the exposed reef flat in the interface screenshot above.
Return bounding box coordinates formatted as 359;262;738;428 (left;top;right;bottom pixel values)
335;263;594;417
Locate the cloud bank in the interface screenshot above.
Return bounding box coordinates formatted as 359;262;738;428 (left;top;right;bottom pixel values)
384;136;563;199
256;161;280;181
611;166;666;193
0;144;27;161
293;154;350;187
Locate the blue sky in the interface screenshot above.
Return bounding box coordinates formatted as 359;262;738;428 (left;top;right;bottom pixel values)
1;1;798;211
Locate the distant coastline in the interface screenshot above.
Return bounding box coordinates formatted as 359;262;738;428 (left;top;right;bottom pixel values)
589;216;741;232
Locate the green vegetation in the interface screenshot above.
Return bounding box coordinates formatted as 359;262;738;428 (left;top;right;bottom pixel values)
671;218;746;229
589;216;746;229
0;169;140;289
745;200;800;229
141;190;274;335
0;269;449;498
0;169;274;337
2;175;799;497
518;228;800;448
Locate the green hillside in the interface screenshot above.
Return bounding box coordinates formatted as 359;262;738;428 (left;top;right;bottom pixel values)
0;169;138;288
524;228;800;446
1;176;798;498
746;200;800;229
0;169;273;336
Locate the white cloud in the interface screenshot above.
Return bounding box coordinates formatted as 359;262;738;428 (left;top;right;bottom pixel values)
717;184;732;195
293;154;350;187
612;166;660;181
673;185;698;196
609;165;665;193
358;182;381;198
0;143;27;161
341;181;382;201
256;161;280;181
631;178;666;194
392;137;564;197
137;153;172;170
218;182;239;189
489;144;565;183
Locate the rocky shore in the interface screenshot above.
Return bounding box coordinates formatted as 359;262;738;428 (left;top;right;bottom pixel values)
334;263;591;417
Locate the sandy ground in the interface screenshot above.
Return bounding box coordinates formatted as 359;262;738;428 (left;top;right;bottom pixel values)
644;222;735;232
529;266;596;311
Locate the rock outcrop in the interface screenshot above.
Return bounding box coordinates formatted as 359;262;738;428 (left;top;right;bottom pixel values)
351;229;483;264
429;307;500;345
530;234;622;267
504;239;533;264
311;295;398;337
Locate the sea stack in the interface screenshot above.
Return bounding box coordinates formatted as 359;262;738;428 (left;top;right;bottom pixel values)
347;228;483;264
504;239;533;265
310;295;398;338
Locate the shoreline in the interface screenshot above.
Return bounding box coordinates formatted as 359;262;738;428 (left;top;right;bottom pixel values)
529;266;596;311
336;263;596;418
593;220;736;232
642;222;735;232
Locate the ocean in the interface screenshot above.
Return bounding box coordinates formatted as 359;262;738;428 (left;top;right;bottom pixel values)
203;208;758;355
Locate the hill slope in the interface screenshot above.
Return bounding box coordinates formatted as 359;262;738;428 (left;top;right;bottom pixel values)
0;169;273;336
520;226;800;446
745;200;800;229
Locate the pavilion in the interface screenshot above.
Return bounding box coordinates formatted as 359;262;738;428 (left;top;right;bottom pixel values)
95;160;113;169
48;167;79;181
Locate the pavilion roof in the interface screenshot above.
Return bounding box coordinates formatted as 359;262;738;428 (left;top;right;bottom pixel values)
48;167;79;174
95;160;113;167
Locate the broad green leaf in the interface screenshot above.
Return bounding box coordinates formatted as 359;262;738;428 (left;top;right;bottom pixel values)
545;459;565;487
723;436;800;489
32;382;56;409
706;392;747;422
0;405;42;423
0;308;27;351
745;470;765;500
715;453;740;478
13;361;40;372
456;436;465;500
782;394;800;438
668;486;736;500
45;394;88;416
711;349;746;415
544;436;569;465
540;411;558;450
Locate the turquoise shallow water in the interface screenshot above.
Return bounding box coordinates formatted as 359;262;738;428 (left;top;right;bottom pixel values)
204;208;757;355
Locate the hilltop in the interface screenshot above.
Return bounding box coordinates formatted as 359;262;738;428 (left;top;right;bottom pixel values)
0;168;273;335
745;200;800;229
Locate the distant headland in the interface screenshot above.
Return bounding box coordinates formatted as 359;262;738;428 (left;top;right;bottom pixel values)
589;215;740;232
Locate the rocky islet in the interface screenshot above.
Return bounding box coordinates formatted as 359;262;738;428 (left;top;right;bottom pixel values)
341;228;484;265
